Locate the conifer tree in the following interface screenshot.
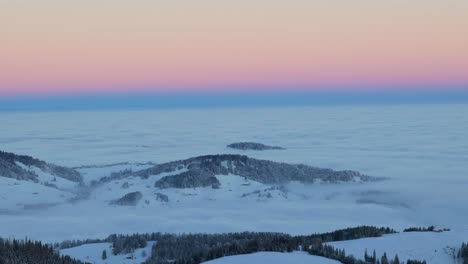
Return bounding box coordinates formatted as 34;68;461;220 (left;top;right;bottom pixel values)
381;252;389;264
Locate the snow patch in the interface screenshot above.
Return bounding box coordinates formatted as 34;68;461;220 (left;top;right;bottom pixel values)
60;241;155;264
202;251;342;264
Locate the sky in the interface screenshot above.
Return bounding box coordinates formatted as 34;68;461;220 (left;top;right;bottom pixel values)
1;0;468;108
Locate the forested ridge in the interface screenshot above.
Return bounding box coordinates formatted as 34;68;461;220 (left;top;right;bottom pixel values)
95;154;376;187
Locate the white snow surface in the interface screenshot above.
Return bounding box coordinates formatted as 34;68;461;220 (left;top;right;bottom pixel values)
328;231;468;264
202;251;342;264
60;241;155;264
0;162;77;212
0;176;73;211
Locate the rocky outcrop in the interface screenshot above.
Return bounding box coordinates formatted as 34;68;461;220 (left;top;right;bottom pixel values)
0;150;82;182
109;191;143;206
135;154;375;189
227;142;284;151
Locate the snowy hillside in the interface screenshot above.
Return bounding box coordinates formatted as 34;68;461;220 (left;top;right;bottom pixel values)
328;231;468;264
0;150;82;183
0;176;73;212
0;167;414;242
0;150;83;211
75;163;154;185
202;252;342;264
0;148;392;241
60;241;155;264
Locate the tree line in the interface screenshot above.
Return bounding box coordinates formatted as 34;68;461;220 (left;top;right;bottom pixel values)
140;226;423;264
0;238;83;264
50;226;434;264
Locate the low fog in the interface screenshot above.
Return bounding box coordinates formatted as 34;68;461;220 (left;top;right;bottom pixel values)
0;104;467;242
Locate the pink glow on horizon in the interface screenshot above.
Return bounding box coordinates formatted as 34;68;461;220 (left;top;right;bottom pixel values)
1;1;468;95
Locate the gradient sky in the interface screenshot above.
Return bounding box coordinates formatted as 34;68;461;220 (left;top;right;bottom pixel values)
1;0;468;96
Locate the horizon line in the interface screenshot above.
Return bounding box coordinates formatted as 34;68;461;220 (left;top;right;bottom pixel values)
1;90;468;112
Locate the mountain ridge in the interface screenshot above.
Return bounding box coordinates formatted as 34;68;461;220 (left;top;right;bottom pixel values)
0;150;82;183
94;154;377;189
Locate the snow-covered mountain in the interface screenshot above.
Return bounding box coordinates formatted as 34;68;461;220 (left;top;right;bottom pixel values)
0;149;390;239
70;153;380;211
0;150;375;212
96;154;376;187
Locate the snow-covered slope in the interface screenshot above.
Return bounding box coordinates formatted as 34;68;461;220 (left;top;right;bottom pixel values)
0;151;83;211
0;176;73;212
328;231;468;264
15;161;79;191
90;172;291;207
76;163;154;185
0;166;415;242
202;251;342;264
132;154;376;186
0;150;82;183
60;241;155;264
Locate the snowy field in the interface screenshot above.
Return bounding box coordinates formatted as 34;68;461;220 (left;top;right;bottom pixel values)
328;231;468;264
60;241;155;264
201;251;342;264
0;104;467;244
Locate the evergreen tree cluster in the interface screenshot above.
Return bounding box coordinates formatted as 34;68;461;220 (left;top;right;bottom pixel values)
459;242;468;264
309;244;411;264
0;238;83;264
403;226;435;232
146;232;294;264
310;226;396;242
56;238;104;250
142;226;397;264
108;234;147;255
406;260;427;264
57;233;154;254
